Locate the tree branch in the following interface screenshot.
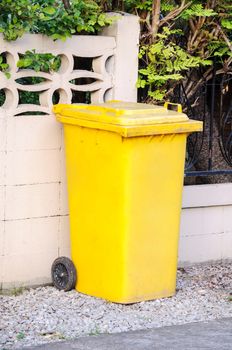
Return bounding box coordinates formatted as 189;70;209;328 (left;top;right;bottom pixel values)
62;0;71;10
159;1;191;26
150;0;161;42
189;19;196;32
217;24;232;54
186;68;232;100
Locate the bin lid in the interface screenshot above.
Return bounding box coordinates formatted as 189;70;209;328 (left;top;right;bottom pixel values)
53;101;203;137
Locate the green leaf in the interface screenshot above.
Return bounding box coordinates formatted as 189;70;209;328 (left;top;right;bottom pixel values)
137;78;147;88
1;63;9;70
43;6;56;15
148;90;166;101
17;58;33;68
221;19;232;29
181;4;217;20
201;59;213;66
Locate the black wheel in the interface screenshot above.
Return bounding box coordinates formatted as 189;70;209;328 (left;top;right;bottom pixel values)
51;257;77;291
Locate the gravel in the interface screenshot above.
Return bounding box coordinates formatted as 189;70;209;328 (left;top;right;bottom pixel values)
0;263;232;350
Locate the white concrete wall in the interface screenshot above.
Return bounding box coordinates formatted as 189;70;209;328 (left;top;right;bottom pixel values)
101;13;140;102
0;14;140;289
178;183;232;266
0;116;69;289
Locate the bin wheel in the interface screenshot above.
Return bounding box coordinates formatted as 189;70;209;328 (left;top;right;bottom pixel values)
51;257;77;292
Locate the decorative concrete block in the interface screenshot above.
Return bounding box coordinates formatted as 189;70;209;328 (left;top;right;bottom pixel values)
101;14;139;102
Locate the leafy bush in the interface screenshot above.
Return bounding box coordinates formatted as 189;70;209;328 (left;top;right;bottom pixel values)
0;0;113;41
99;0;232;102
17;50;61;72
138;27;212;101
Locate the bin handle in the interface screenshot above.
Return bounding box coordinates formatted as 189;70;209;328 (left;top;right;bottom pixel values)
164;102;182;113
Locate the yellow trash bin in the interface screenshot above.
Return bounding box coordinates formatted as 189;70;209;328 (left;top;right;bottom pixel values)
53;101;202;303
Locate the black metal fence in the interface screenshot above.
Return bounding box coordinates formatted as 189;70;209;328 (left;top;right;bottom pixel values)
177;66;232;183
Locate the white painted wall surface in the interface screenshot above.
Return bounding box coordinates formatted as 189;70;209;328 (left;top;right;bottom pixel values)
0;14;140;289
178;184;232;266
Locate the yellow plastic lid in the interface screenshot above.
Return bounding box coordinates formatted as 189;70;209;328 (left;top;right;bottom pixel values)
53;101;203;137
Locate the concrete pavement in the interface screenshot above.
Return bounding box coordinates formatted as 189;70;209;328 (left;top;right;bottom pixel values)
25;318;232;350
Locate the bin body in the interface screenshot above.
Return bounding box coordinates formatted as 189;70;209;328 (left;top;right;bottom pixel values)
54;102;202;303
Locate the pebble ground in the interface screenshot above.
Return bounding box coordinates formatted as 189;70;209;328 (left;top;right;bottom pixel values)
0;263;232;349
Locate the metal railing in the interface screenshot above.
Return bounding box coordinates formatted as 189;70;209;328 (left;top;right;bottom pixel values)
177;66;232;180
